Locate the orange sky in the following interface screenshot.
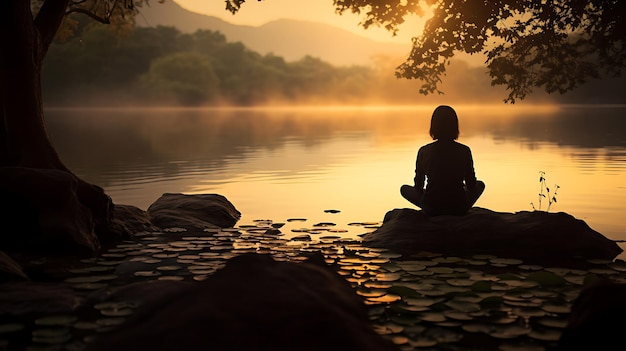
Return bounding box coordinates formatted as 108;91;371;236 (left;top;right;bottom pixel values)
173;0;426;44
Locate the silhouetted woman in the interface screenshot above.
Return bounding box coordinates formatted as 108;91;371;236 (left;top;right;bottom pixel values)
401;105;485;215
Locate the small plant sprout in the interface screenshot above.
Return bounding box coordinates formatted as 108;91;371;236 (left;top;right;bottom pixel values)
530;171;560;212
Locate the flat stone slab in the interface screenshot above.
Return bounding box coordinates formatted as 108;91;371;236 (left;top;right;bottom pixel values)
361;207;623;265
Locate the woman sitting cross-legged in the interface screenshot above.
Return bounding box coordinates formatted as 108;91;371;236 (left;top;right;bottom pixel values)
401;105;485;216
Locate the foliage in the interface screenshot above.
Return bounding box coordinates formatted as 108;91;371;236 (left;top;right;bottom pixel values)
230;0;625;103
141;52;219;105
530;171;559;212
42;25;414;105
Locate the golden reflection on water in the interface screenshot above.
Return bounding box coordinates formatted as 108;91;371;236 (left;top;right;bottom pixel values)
46;104;626;255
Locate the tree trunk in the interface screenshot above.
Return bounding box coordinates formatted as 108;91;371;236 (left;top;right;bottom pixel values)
0;1;114;249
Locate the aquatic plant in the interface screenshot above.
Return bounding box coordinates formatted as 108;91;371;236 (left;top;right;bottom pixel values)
531;171;559;212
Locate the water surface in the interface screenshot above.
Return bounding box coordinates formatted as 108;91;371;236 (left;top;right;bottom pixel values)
46;104;626;256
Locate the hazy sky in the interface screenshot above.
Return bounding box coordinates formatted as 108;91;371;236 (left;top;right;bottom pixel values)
173;0;426;44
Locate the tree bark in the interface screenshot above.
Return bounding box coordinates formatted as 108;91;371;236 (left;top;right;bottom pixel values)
0;0;114;249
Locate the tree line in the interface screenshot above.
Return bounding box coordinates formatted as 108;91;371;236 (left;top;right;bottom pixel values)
43;24;387;106
42;23;519;106
43;23;626;107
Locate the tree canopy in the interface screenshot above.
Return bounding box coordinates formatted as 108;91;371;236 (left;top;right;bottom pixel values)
231;0;625;102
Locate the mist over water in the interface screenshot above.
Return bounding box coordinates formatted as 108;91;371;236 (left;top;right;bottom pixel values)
46;104;626;257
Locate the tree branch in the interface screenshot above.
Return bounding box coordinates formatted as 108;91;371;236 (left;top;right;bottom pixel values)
65;8;111;24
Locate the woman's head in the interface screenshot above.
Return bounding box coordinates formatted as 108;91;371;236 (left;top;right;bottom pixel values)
429;105;459;140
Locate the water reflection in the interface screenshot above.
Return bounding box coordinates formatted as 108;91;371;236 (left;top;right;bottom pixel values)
45;105;626;246
47;105;626;164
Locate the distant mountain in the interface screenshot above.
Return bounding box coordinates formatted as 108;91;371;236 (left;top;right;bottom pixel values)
134;1;409;66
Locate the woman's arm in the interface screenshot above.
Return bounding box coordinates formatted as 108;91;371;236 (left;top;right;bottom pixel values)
464;147;477;190
414;150;426;192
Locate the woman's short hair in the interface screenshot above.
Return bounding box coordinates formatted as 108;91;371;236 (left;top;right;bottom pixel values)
429;105;459;140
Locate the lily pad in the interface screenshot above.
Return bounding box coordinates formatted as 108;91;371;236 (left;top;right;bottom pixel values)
367;294;401;304
445;300;481;313
64;275;118;284
489;325;531;339
0;323;25;334
528;328;561;342
35;316;78;327
525;272;566;287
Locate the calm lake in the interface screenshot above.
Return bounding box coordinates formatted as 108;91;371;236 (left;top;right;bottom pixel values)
46;104;626;258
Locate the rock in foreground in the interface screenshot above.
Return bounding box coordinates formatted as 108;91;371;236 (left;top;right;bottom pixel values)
361;207;622;265
86;253;399;351
558;279;626;351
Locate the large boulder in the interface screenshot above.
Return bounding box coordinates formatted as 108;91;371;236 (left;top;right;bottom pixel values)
361;207;622;265
86;253;398;351
558;279;626;351
147;193;241;230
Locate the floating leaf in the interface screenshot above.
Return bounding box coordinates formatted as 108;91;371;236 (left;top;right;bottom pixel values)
100;308;134;317
65;275;118;284
286;218;307;222
443;310;474;321
73;321;99;330
0;323;25;334
461;323;492;333
158;276;185;281
528;329;561;342
95;318;126;327
526;271;566;287
405;297;444;307
428;267;454;274
420;312;446;323
72;283;108;290
375;272;402;282
134;271;161;277
35;316;78;327
489;325;531;339
409;337;438;348
387;285;420;297
490;258;523;266
445;300;481;313
499;342;546;351
536;317;568;329
433;257;462;264
356;287;387;298
541;304;571;314
368;294;402;304
471;281;493;292
156;265;182;271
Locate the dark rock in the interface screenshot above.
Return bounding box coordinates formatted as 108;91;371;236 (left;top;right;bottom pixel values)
557;279;626;351
104;204;160;244
361;207;622;265
86;253;399;351
0;167;98;252
147;193;241;230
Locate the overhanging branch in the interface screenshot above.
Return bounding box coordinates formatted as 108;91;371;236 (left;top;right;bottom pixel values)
65;8;111;24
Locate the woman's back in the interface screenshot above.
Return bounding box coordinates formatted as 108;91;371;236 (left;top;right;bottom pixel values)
418;140;476;214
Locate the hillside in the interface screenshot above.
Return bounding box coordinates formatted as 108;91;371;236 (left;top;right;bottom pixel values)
134;1;409;66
